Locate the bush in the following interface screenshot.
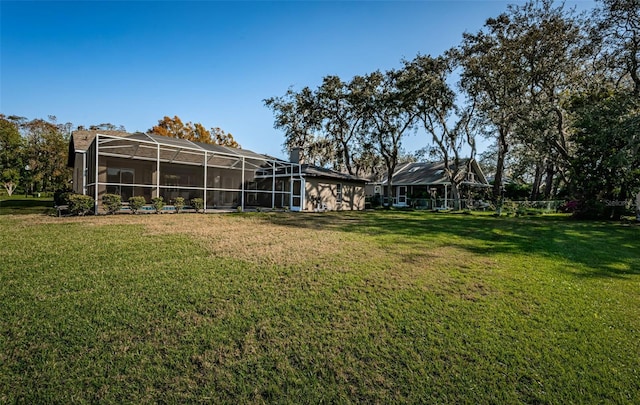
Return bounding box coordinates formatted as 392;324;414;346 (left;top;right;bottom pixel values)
191;198;204;213
53;188;72;206
68;194;94;216
102;194;122;215
573;199;608;220
151;196;165;214
129;196;146;214
174;197;185;213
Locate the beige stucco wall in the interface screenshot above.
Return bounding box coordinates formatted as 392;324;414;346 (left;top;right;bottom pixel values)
72;152;84;194
304;178;365;211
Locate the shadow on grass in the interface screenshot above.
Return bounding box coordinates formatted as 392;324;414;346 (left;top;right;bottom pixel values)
0;197;54;215
261;210;640;279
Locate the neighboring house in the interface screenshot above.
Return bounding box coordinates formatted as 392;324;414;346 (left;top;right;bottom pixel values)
367;159;490;209
67;130;364;213
301;164;367;211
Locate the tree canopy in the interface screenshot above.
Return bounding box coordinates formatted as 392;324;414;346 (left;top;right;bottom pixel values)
264;0;640;218
148;116;240;148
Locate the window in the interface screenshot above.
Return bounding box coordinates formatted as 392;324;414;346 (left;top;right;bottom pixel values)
106;168;135;201
107;168;135;184
336;183;343;203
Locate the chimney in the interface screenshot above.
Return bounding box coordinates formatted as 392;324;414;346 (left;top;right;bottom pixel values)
289;147;302;164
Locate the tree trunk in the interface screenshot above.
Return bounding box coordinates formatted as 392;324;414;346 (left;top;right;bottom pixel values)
530;162;543;200
492;128;509;203
543;161;555;199
451;182;461;210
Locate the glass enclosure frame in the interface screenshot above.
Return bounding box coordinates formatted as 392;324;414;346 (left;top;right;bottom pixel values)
85;132;303;213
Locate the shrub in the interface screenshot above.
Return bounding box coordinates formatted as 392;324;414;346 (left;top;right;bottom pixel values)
174;197;185;213
67;194;94;216
53;188;72;206
191;198;204;213
129;196;146;214
102;193;122;215
501;200;518;216
573;199;607;220
151;196;165;214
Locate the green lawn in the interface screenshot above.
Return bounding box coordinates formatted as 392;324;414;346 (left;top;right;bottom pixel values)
0;195;55;215
0;211;638;403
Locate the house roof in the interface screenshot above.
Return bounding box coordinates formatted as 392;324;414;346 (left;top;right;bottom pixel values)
68;130;130;167
377;159;489;186
301;164;367;183
68;130;290;168
70;130;131;152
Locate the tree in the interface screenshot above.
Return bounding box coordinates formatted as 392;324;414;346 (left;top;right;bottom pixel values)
400;53;478;209
149;116;203;141
360;69;418;204
509;0;587;199
568;87;640;219
458;0;587;202
88;123;126;131
148;116;240;147
459;12;528;202
265;76;380;176
211;127;240;148
315;75;371;175
590;0;640;95
0;116;24;195
21;116;72;193
1;168;20;196
264;87;324;164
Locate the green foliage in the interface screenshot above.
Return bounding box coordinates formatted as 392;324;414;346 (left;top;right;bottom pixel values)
1;168;20;196
151;196;165;213
501;199;518;216
504;183;532;200
128;196;146;214
0;116;23;175
53;188;72;207
569;88;640;219
101;193;122;215
191;198;204;213
67;193;94;216
174;196;185;213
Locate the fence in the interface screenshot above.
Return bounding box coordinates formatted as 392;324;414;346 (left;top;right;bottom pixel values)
368;196;564;213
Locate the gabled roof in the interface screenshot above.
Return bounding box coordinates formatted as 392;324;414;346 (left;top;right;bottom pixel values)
70;130;131;152
68;130;131;167
68;130;289;168
301;164;367;183
377;159;489;186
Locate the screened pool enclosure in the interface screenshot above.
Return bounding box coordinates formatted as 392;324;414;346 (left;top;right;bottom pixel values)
74;132;304;213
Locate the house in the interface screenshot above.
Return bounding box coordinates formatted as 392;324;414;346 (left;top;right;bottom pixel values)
367;159;490;209
300;164;367;211
67;130;365;213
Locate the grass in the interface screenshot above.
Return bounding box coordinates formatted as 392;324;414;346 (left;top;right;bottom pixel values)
0;211;638;403
0;195;55;215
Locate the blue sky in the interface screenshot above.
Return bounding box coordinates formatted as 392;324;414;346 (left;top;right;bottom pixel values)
1;0;596;159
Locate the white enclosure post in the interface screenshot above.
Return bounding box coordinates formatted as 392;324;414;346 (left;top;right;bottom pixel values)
94;135;99;214
203;152;207;212
271;161;276;209
241;157;245;210
156;143;160;198
82;151;87;195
